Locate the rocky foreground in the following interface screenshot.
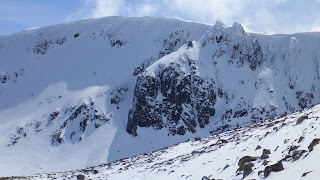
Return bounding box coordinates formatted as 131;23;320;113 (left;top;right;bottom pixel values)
3;104;320;180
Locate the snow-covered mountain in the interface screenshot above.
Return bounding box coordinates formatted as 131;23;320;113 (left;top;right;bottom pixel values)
1;16;320;177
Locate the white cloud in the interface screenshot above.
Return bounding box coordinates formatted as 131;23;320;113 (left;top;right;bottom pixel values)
312;26;320;32
311;18;320;32
66;0;123;21
25;26;40;31
91;0;124;17
74;0;158;18
166;0;246;23
69;0;320;34
133;3;158;17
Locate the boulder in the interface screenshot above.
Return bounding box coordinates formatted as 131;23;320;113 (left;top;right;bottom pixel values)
264;161;284;178
261;149;271;159
238;156;257;167
308;138;320;152
296;115;308;125
76;175;85;180
255;145;262;150
243;163;254;178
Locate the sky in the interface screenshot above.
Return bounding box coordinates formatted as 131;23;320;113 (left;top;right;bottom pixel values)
1;0;320;35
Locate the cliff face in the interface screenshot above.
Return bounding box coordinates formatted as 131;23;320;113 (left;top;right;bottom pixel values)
127;21;320;137
127;54;217;136
1;17;320;176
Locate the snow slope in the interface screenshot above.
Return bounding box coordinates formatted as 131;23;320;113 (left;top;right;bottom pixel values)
0;17;211;176
1;16;320;177
7;102;320;180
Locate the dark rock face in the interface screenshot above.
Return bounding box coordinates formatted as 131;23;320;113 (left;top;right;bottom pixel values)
51;102;110;145
127;58;216;136
133;58;156;76
110;86;128;109
202;23;266;71
296;91;314;109
8;127;27;146
127;24;276;137
47;111;59;127
230;39;266;71
159;30;190;59
133;29;191;77
125;21;320;138
33;37;66;54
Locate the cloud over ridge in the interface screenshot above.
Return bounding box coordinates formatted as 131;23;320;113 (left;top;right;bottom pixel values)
69;0;320;34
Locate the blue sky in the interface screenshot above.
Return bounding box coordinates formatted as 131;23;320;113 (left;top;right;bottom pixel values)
1;0;320;35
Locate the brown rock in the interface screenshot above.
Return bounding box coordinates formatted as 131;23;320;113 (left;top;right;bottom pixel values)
255;145;262;150
261;154;269;159
264;161;284;178
262;149;271;155
292;150;307;161
243;163;254;178
302;171;313;177
76;175;85;180
298;136;305;143
262;160;270;166
308;138;320;152
289;145;300;153
238;156;257;167
261;149;271;159
296;115;308;125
